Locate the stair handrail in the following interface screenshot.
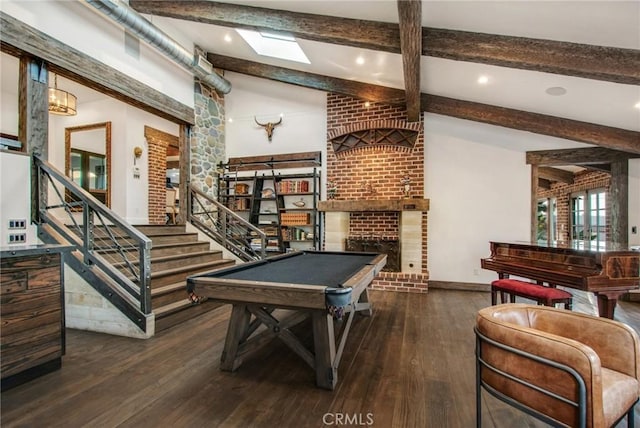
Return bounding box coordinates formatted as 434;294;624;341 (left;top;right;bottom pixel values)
34;156;152;320
188;184;267;260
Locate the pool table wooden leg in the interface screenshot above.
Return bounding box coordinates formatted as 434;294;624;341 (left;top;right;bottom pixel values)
312;311;337;390
355;288;372;316
220;304;251;371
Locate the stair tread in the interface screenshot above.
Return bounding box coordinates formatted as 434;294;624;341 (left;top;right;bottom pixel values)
154;299;193;317
147;232;199;238
109;251;223;270
150;250;221;262
151;281;189;296
151;259;235;279
152;241;210;249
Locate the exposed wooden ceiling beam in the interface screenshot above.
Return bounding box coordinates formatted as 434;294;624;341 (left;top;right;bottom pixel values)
131;0;399;52
538;167;574;184
207;53;407;105
424;28;640;86
208;54;640;153
130;0;640;85
538;178;552;190
526;147;640;166
422;95;640;154
583;164;612;172
397;0;421;122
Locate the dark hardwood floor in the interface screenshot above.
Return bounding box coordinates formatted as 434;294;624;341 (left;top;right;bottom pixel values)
2;287;639;427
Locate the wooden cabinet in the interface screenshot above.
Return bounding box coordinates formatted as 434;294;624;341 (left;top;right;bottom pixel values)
1;245;71;390
219;170;321;253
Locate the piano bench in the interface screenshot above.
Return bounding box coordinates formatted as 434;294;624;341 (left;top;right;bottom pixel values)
491;279;572;310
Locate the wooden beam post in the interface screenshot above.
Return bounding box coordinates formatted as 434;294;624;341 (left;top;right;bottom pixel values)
19;56;49;221
610;160;629;245
531;164;539;242
397;0;421;122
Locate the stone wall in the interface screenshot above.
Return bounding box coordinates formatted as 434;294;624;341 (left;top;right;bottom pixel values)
191;78;225;196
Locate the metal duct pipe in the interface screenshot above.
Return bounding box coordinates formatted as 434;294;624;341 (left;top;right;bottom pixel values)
84;0;231;94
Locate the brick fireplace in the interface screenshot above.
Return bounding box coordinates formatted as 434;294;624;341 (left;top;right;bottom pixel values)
322;93;429;292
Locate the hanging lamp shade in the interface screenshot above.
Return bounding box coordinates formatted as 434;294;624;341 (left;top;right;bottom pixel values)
48;74;77;116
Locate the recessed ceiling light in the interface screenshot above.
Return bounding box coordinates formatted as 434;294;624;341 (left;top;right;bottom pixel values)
228;118;233;123
477;75;489;85
235;29;310;64
356;56;365;66
224;34;232;43
545;86;567;96
634;101;640;109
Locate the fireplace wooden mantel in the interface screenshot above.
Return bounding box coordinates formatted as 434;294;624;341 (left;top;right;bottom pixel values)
318;198;430;212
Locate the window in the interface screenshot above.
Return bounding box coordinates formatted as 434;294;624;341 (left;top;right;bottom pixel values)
537;197;557;241
570;189;607;243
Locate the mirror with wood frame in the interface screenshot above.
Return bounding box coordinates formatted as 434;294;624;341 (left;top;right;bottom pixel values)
65;122;111;206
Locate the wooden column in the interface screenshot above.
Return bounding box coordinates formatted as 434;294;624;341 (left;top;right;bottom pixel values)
19;56;49;221
179;124;189;224
610;160;629;245
530;165;539;242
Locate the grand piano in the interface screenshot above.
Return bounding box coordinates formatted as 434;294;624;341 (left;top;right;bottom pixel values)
481;240;640;319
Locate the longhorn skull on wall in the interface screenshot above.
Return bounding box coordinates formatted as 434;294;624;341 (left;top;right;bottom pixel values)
254;116;283;142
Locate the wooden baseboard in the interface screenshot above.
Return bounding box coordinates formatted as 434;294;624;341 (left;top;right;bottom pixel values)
428;281;490;292
622;290;640;302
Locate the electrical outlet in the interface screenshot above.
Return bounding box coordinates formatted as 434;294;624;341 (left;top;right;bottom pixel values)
8;219;27;229
8;233;26;244
632;226;638;234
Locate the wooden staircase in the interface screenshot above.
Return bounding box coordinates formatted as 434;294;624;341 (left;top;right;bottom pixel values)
132;225;235;333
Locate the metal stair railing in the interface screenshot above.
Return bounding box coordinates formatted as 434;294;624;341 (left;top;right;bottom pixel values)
34;156;152;331
188;184;267;261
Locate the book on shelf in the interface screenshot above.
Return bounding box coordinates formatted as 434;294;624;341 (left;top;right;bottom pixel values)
276;180;309;194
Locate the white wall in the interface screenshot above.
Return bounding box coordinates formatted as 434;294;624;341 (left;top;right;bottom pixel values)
424;113;595;284
0;93;18;136
49;98;178;224
225;72;327;170
123;105;179;224
1;0;194;107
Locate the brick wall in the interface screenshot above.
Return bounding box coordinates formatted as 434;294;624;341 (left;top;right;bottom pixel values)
326;93;428;292
537;170;611;241
349;212;399;238
147;135;168;225
326;94;424;201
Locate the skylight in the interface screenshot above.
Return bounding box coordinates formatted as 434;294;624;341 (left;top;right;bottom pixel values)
236;29;310;64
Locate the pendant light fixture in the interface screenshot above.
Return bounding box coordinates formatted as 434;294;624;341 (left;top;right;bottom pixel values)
48;73;77;116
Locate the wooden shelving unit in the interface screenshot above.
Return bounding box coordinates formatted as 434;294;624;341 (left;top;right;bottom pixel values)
218;152;322;254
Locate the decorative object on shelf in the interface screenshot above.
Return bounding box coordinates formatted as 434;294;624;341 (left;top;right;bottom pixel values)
282;212;311;225
401;172;411;197
235;183;249;194
261;187;274;198
254;116;283;142
293;198;306;207
327;179;338;200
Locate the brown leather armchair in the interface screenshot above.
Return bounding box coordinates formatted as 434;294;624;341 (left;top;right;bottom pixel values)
475;304;639;427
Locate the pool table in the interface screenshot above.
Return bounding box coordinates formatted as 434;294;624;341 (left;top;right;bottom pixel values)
187;250;386;390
